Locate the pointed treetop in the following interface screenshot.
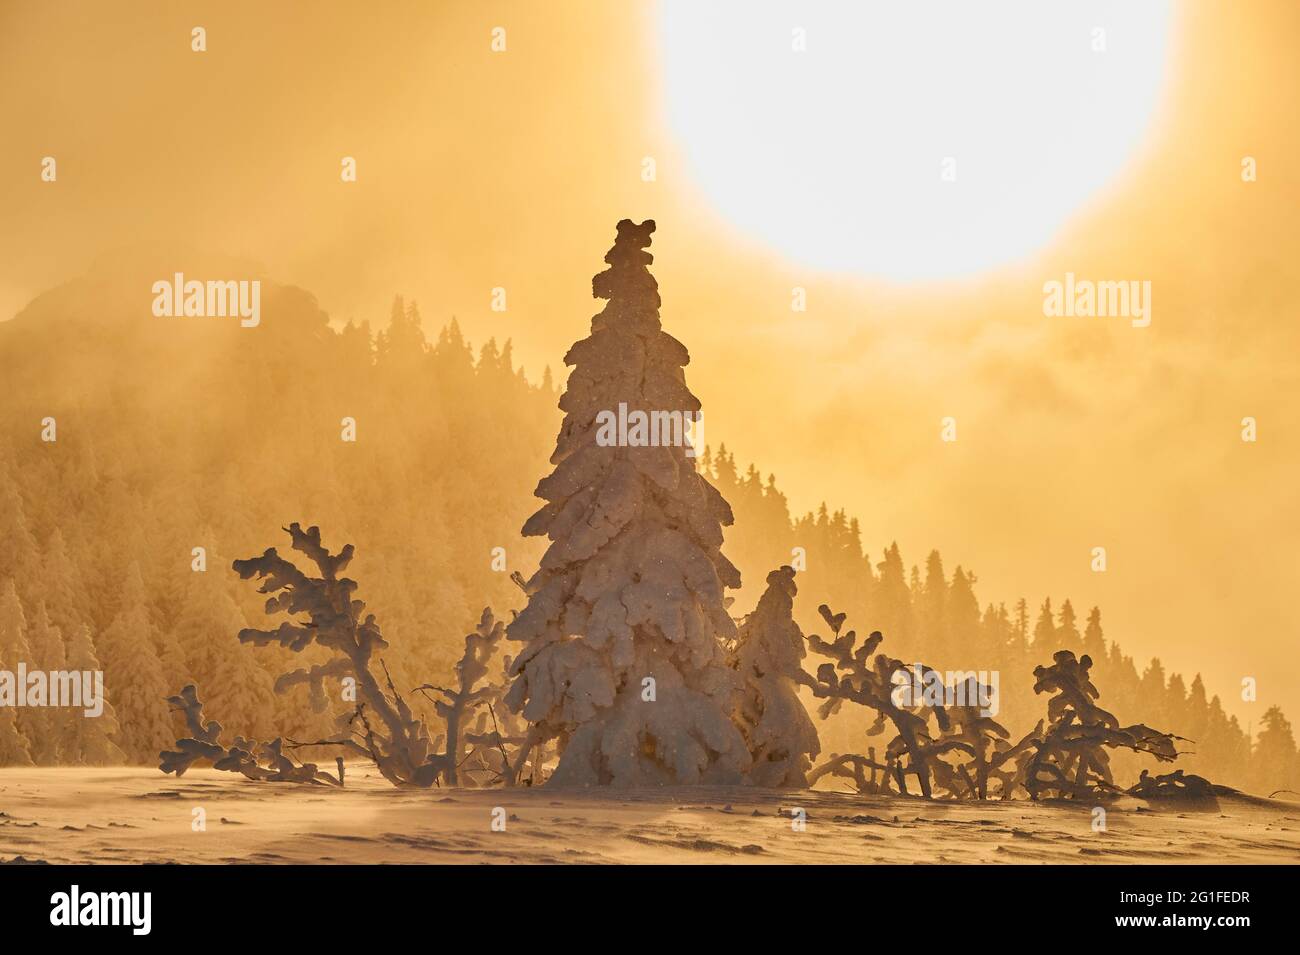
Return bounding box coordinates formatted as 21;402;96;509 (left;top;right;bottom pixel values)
602;218;656;268
591;219;661;318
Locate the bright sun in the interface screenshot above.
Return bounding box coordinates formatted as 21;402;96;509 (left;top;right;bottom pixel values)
659;1;1173;282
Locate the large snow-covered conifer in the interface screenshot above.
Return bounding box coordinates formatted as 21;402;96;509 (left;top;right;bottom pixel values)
505;219;750;786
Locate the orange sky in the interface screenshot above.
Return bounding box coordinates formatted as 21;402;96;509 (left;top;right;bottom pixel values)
1;0;1297;725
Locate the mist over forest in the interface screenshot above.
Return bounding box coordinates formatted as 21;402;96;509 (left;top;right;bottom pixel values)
1;258;1293;796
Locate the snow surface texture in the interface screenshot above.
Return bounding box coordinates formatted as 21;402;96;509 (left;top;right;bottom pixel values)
506;219;751;786
3;767;1296;865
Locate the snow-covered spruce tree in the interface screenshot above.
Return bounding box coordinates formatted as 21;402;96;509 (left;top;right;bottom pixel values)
25;602;66;764
63;624;126;765
729;565;820;786
505;218;751;786
98;562;174;763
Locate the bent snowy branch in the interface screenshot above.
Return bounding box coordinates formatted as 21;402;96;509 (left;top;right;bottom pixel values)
159;683;342;785
232;523;443;787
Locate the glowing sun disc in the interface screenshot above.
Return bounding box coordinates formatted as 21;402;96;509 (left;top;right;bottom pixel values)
659;0;1173;281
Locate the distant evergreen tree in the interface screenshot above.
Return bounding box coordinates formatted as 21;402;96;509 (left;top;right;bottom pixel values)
62;623;126;765
1032;598;1056;651
376;295;428;370
0;579;34;766
1139;658;1169;727
946;566;981;661
1217;700;1250;783
1166;673;1188;730
874;543;914;648
98;563;174;763
478;337;501;372
203;592;277;742
1187;674;1210;742
153;628;191;701
1254;706;1299;794
714;443;739;489
919;550;947;652
39;528;91;641
24;602;67;764
171;557;282;741
981;601;1011;647
1056;599;1081;651
1011;598;1030;655
1082;606;1106;659
0;471;39;591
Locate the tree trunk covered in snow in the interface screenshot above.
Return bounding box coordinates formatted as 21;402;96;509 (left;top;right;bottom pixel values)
505;219;751;786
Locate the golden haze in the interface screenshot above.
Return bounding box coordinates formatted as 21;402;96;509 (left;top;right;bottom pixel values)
1;0;1297;726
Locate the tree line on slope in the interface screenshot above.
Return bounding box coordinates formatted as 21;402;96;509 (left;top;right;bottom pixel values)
0;282;554;765
702;446;1295;796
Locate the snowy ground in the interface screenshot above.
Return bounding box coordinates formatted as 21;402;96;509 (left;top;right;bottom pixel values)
1;767;1297;864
